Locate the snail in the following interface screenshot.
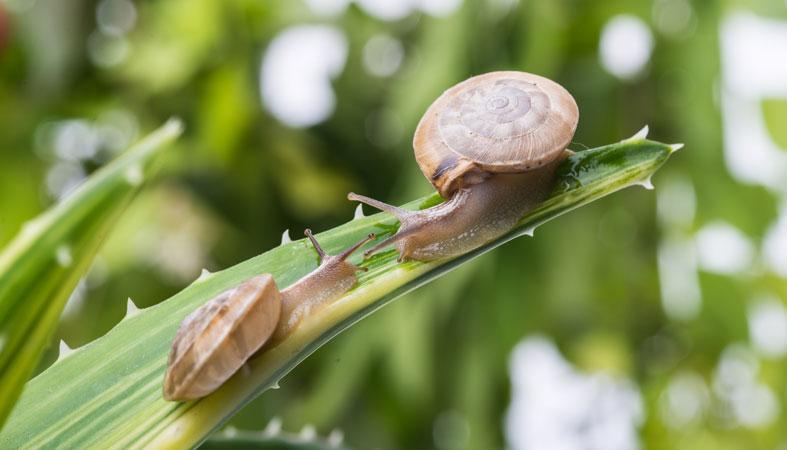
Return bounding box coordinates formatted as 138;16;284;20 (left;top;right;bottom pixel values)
163;230;375;401
349;71;579;261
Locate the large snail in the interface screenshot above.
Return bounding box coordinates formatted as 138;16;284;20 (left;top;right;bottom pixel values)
163;230;374;401
349;71;579;261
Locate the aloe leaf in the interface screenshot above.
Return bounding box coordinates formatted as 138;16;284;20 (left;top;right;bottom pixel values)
201;426;350;450
0;131;677;448
0;119;183;429
202;435;348;450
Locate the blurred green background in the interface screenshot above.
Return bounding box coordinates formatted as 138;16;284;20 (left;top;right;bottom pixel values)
2;0;787;448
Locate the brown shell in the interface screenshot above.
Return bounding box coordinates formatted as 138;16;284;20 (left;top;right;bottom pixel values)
413;71;579;197
163;274;281;401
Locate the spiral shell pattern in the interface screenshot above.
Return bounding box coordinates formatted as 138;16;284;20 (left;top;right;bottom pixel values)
413;71;579;197
163;274;281;400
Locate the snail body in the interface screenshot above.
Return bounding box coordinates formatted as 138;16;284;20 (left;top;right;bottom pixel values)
350;71;578;261
163;230;374;401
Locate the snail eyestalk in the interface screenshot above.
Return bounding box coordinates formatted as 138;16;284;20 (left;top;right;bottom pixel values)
337;232;376;266
347;192;410;219
363;233;409;260
304;229;326;262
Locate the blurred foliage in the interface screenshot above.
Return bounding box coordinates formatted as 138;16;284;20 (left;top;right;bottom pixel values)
202;427;351;450
0;0;786;449
0;119;180;429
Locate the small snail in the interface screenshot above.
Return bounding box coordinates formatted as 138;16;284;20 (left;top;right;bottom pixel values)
163;230;374;401
349;71;579;261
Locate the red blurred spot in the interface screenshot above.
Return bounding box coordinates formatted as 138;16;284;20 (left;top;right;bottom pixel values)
0;4;9;55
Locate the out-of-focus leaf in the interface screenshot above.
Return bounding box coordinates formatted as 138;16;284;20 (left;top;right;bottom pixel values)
201;428;351;450
762;98;787;149
0;119;182;429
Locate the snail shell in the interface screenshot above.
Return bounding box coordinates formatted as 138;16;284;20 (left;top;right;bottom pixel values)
413;71;579;197
163;274;281;401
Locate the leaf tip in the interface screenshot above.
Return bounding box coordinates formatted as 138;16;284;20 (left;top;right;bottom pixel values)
280;229;292;245
164;117;185;136
669;142;685;153
353;204;365;220
57;339;74;361
196;268;212;282
627;125;649;141
299;424;317;441
125;297;141;318
263;417;282;436
328;429;344;447
635;177;655;190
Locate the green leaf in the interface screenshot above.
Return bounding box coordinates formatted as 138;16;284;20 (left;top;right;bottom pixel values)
201;426;351;450
0;119;183;429
0;132;677;448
